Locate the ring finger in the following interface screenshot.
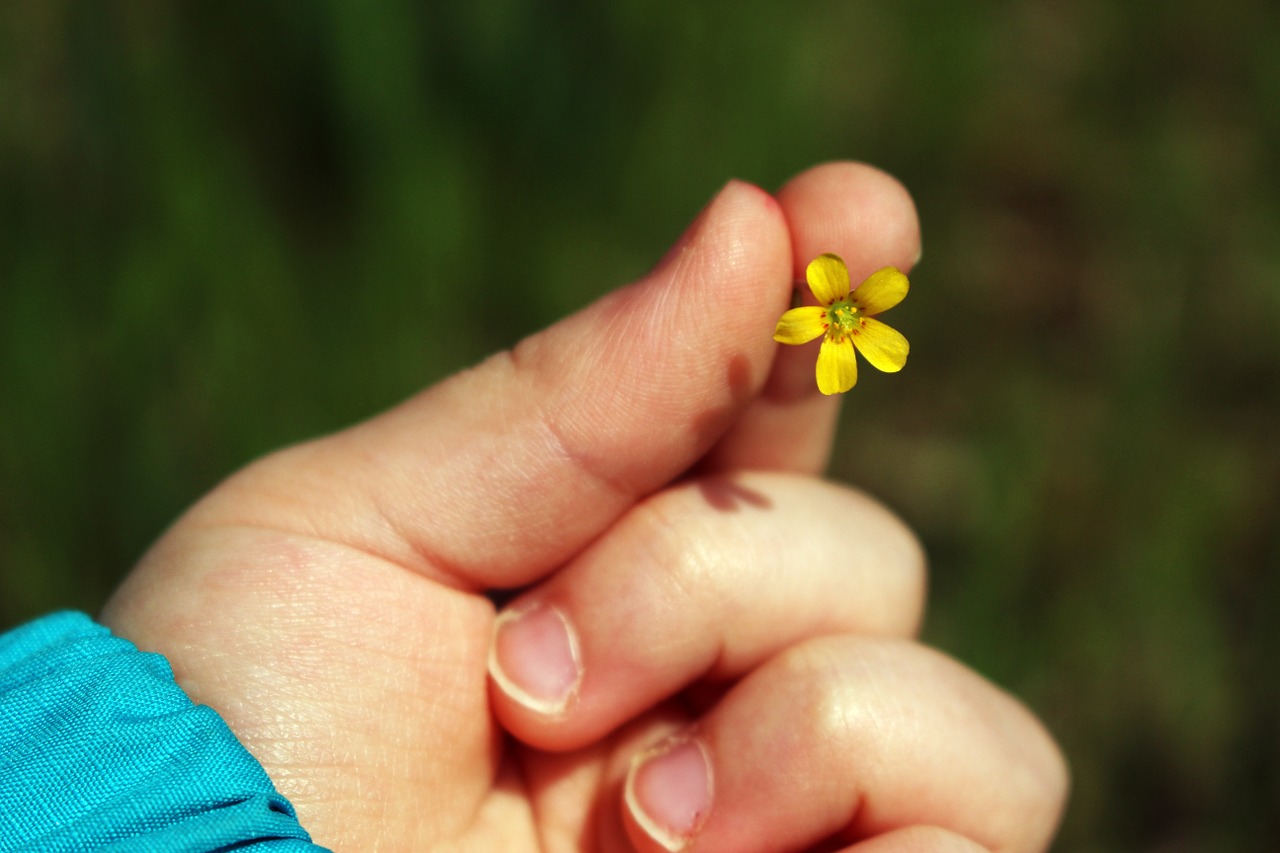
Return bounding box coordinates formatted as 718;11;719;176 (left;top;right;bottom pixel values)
622;636;1068;853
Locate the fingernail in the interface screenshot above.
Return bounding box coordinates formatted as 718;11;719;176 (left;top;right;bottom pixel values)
488;603;582;716
625;734;713;851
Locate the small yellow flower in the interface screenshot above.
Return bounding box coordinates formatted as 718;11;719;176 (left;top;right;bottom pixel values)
773;253;910;395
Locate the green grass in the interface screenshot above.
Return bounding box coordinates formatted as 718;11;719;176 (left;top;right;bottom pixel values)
3;2;1278;848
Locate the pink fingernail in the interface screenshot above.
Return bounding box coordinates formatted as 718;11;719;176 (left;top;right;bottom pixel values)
488;603;582;716
625;734;713;851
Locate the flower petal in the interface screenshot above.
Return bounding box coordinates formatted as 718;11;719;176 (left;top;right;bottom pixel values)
816;336;857;394
852;317;909;373
851;266;909;315
806;253;851;305
773;306;828;345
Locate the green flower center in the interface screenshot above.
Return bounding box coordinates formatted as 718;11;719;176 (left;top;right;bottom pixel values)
825;299;863;341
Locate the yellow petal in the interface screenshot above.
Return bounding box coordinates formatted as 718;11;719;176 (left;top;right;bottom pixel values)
773;306;827;345
851;266;909;315
806;253;851;306
816;336;857;394
852;317;909;373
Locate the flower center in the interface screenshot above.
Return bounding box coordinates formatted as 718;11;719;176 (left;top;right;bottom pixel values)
825;299;862;341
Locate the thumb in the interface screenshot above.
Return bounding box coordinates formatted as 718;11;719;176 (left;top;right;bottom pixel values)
195;180;793;589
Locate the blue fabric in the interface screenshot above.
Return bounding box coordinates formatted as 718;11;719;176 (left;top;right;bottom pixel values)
0;612;329;852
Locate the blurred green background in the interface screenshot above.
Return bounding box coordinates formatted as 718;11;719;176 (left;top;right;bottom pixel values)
2;1;1277;849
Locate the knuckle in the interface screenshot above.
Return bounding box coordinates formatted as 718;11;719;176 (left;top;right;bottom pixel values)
627;492;722;604
772;638;881;755
832;485;931;636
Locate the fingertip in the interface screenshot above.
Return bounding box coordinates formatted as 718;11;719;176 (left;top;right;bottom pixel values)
488;602;583;721
777;161;922;278
498;175;795;495
650;177;791;329
622;733;714;852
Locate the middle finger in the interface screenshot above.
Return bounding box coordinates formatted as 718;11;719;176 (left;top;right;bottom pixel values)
487;470;926;750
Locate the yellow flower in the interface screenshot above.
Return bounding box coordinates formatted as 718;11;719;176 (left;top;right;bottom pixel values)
773;253;910;395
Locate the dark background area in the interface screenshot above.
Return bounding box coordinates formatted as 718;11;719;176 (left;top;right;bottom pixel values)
2;3;1277;849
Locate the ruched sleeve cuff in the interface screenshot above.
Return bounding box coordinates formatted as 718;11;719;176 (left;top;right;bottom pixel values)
0;612;330;852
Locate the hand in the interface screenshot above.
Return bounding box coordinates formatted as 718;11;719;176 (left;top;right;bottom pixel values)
102;163;1067;852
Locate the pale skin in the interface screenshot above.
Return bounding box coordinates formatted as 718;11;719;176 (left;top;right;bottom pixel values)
101;162;1068;852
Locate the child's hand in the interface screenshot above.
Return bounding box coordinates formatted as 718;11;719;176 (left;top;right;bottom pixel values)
102;163;1066;852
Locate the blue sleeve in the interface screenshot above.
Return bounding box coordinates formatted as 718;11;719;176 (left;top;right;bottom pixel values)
0;612;330;852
